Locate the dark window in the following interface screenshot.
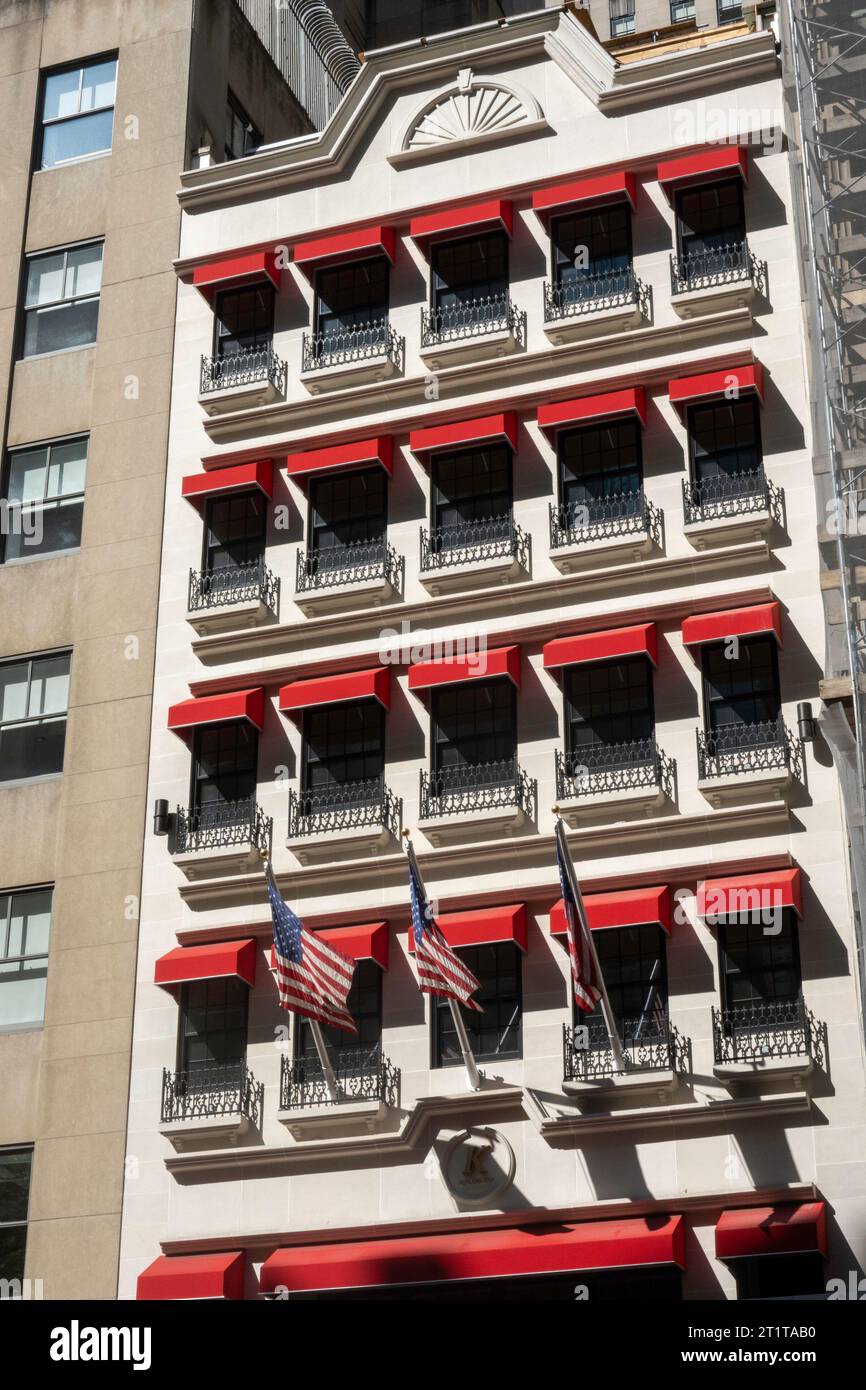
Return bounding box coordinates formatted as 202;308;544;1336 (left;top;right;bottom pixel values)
0;1148;32;1283
302;1264;682;1300
559;420;642;519
214;284;274;358
315;257;389;340
688;398;761;487
40;57;116;169
178;977;248;1084
299;957;382;1063
731;1252;824;1300
552;204;631;292
702;636;780;733
565;656;654;754
309;467;387;569
432;679;516;784
578;925;668;1035
432;232;508;314
190;721;258;813
0;652;70;784
719;913;802;1011
23;242;103;358
433;941;521;1065
203;490;266;574
432;445;511;542
0;888;52;1029
717;0;743;24
676;179;745;260
3;436;87;562
225;92;261;161
303;702;385;801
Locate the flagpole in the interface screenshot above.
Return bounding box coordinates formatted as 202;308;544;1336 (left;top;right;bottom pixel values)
553;814;626;1074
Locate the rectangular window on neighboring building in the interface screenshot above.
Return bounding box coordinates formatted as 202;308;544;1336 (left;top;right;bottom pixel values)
0;888;52;1029
22;242;103;358
433;941;522;1066
40;57;117;169
0;652;70;784
609;0;635;37
717;0;743;24
0;1148;32;1282
2;436;87;562
225;91;261;161
670;0;695;21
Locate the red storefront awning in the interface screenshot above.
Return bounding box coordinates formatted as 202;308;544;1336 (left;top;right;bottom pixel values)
259;1214;685;1294
191;250;281;298
543;623;657;671
284;436;393;481
270;922;389;971
292;225;397;277
715;1202;827;1261
409;412;518;458
182;458;274;507
532;169;637;219
551;886;672;937
697;867;803;923
279;666;391;716
657;145;748;202
682;600;782;649
408;903;527;954
137;1251;245;1300
167;688;265;736
668;363;764;413
410;198;513;247
154;939;258;990
408;645;521;692
537;387;647;437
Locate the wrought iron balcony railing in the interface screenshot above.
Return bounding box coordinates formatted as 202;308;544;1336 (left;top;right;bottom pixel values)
563;1015;688;1082
173;797;273;856
543;267;649;321
682;468;782;526
288;777;402;839
421;294;526;347
188;559;279;613
420;515;530;572
419;758;536;820
696;716;802;782
555;738;674;800
711;996;815;1065
160;1063;264;1126
670;238;764;295
549;492;663;550
296;539;404;594
280;1047;400;1110
302;320;404;373
199;344;287;396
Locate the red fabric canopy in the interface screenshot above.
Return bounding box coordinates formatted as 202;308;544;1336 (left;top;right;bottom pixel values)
285;436;393;480
657;145;748;201
279;666;391;716
270;922;389;971
293;225;396;276
537;387;647;436
533;170;637;219
407;903;527;954
137;1251;245;1300
410;198;513;246
669;363;764;412
192;250;281;298
409;412;518;458
715;1202;827;1260
543;623;657;671
697;867;803;923
167;688;265;736
182;458;273;507
154;939;257;990
682;600;782;648
551;886;671;937
408;645;521;692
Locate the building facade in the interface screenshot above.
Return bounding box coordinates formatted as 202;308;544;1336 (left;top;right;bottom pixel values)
121;9;866;1300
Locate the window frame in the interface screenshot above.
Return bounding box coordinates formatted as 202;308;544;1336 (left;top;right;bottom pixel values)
212;282;275;359
430;443;513;534
0;1146;33;1284
0;650;71;786
430;230;510;315
686;396;762;487
557;417;643;514
224;90;261;162
307;465;388;560
564;654;655;756
301;700;386;799
717;911;803;1014
431;677;517;780
431;940;523;1068
0;886;53;1032
201;488;267;575
550;202;633;289
189;720;259;815
573;923;669;1038
700;635;781;734
297;956;383;1066
314;256;390;341
20;239;104;361
176;976;250;1080
1;434;88;565
38;55;117;170
675;177;746;261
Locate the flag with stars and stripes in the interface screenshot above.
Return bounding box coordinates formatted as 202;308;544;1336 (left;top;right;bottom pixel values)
555;819;603;1014
407;844;482;1012
266;861;357;1033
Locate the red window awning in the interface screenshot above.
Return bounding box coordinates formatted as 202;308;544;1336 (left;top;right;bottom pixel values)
657;145;748;202
681;600;782;649
537;387;647;438
543;623;657;672
408;903;527;955
284;436;393;481
270;921;389;971
409;412;518;459
292;224;397;278
408;645;521;692
279;666;391;717
192;250;281;299
260;1213;685;1294
532;170;637;220
182;458;274;508
410;198;513;248
697;867;803;924
154;939;258;990
668;363;764;414
167;687;265;736
137;1251;245;1300
551;885;671;937
715;1202;827;1261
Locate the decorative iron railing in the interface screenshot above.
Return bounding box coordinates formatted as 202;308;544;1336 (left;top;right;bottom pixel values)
188;559;280;613
682;468;782;526
302;320;404;373
280;1048;400;1110
419;758;536;820
421;295;526;347
543;267;649;321
174;798;272;856
670;238;764;295
549;492;663;550
696;717;802;781
711;997;815;1064
563;1015;688;1082
199;344;286;396
555;738;674;800
296;539;404;594
420;515;530;572
160;1063;264;1126
288;778;402;839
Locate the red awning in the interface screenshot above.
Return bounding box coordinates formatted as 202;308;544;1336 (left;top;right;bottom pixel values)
537;387;647;437
191;250;281;298
532;170;637;219
260;1214;685;1294
408;903;527;954
409;412;518;458
292;225;397;277
408;645;521;692
543;623;657;671
182;458;274;507
154;939;257;990
270;922;389;971
551;886;672;937
669;363;764;413
137;1251;245;1300
682;600;782;648
410;198;513;247
715;1203;827;1261
284;436;393;481
279;666;391;716
697;867;803;924
657;145;748;201
167;688;265;736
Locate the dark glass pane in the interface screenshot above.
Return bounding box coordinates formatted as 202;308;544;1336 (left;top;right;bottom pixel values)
553;204;631;287
434;942;521;1065
703;637;780;729
300;958;382;1061
433;446;511;533
192;722;258;809
180;978;247;1076
566;656;653;750
578;925;667;1035
690;400;761;483
4;501;84;560
316;258;389;337
677;179;745;255
432;232;508;310
310;467;387;554
23;298;99;357
720;915;800;1008
204;491;266;571
0;1227;27;1283
433;679;515;773
559;420;642;515
303;702;385;794
0;718;66;783
215;285;274;355
0;1150;31;1224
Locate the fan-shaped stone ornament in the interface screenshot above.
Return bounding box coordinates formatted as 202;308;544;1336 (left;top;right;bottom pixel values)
392;70;547;164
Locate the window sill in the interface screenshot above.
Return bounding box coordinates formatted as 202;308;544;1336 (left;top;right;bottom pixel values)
286;821;397;867
37;150;112;173
713;1054;813;1085
556;781;667;827
0;1021;44;1035
0;773;63;792
170;840;267;882
17;343;97;364
670;276;759;321
543;298;643;346
563;1067;678;1097
3;547;81;568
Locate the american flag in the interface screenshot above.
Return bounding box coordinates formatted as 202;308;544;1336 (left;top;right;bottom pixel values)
555;820;603;1014
266;862;357;1033
407;845;482;1012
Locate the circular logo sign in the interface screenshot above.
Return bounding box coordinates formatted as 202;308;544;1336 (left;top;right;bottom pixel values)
441;1127;515;1206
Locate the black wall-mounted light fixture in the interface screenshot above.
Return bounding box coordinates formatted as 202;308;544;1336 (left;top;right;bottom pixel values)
797;701;817;743
153;798;175;836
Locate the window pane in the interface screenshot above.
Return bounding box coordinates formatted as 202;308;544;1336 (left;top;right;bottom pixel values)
29;656;70;716
0;971;48;1028
43;68;82;121
81;60;116;111
46;438;88;499
0;663;28;723
23;298;100;356
0;719;67;782
6;500;85;561
25;254;65;308
41;108;114;168
64;244;103;298
6;450;47;506
11;890;53;957
0;1150;31;1224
